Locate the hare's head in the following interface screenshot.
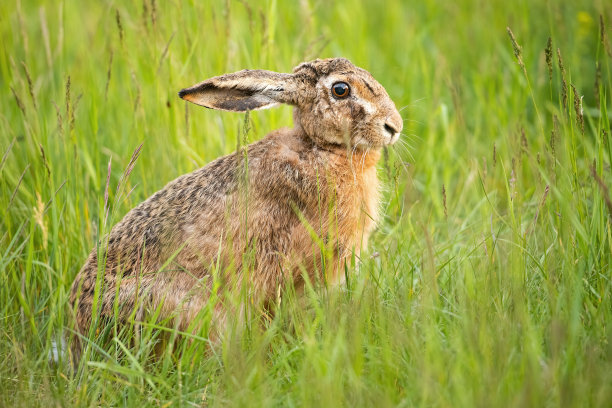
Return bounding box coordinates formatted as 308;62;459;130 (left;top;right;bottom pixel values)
179;58;402;149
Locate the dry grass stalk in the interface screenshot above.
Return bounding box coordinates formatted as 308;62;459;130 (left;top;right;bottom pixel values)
39;7;52;68
9;164;30;207
0;138;15;174
42;180;67;216
157;32;175;74
120;143;144;190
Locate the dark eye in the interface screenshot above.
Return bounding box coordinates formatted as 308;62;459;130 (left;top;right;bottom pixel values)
331;82;350;99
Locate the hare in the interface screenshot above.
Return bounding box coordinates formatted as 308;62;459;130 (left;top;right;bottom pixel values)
70;57;402;353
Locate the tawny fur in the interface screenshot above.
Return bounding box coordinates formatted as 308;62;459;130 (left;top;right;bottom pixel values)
70;58;402;353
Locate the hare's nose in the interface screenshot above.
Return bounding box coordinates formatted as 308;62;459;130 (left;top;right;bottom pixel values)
384;113;402;136
384;122;399;136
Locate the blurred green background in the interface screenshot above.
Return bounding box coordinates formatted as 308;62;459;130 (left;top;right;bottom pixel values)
1;0;611;406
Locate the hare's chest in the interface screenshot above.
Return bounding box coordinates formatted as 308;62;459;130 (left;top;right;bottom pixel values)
360;167;381;227
333;165;380;248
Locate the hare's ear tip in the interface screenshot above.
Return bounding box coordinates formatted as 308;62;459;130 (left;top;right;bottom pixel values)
178;88;189;99
179;88;200;103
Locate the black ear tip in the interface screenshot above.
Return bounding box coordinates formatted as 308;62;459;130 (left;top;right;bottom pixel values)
178;89;189;99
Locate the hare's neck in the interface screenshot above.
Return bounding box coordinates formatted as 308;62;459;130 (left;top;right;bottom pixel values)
323;146;381;253
322;144;381;170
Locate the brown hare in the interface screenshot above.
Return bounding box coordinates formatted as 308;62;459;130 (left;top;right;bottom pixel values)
70;57;402;355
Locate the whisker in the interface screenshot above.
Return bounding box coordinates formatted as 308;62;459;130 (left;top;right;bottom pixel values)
360;147;369;174
349;144;358;182
393;139;415;163
402;118;423;125
398;97;428;112
390;146;413;175
398;104;411;113
400;132;422;142
397;138;416;154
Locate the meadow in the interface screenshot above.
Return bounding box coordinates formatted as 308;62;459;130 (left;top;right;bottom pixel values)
1;0;612;406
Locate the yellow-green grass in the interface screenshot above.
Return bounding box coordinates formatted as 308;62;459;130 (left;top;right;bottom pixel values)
1;0;611;406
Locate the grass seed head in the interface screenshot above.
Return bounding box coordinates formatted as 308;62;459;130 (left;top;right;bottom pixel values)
52;101;63;134
493;143;497;167
116;9;124;44
550;115;558;159
39;143;50;177
442;184;447;218
545;37;553;82
520;126;528;153
557;48;567;109
601;14;612;57
21;61;36;109
507;27;526;75
151;0;157;28
65;75;71;119
104;50;114;100
571;84;584;134
10;87;25;115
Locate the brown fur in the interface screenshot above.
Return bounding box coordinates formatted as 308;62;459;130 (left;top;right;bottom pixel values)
70;58;402;356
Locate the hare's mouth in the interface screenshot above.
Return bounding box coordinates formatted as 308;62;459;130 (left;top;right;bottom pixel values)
388;132;401;145
380;126;400;146
383;121;401;145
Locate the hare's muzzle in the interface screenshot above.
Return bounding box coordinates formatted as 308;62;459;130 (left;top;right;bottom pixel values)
383;113;403;145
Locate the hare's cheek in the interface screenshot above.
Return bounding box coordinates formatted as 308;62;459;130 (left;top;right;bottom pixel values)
349;102;367;122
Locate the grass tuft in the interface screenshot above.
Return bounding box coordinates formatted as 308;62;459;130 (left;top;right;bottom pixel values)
1;0;611;406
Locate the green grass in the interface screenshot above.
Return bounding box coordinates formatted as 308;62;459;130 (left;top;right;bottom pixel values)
1;0;612;406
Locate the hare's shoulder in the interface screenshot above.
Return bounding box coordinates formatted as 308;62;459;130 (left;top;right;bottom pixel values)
161;153;243;201
103;153;243;247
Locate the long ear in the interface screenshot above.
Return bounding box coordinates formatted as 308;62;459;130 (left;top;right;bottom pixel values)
178;69;297;112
